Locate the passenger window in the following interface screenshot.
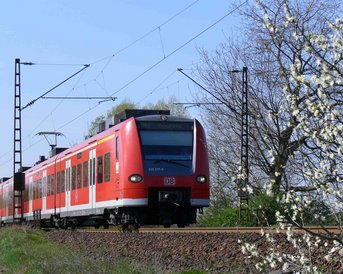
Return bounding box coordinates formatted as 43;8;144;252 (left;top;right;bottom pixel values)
77;164;82;189
72;166;76;190
116;137;119;160
47;176;51;196
92;159;95;185
97;156;103;184
83;161;88;187
39;180;42;198
51;174;55;195
61;170;65;192
33;181;36;200
57;172;61;194
104;153;111;182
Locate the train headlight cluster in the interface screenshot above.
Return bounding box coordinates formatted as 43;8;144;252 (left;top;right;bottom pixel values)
129;174;143;183
196;175;206;184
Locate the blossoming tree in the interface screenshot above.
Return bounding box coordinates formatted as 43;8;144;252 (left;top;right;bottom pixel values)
195;0;342;271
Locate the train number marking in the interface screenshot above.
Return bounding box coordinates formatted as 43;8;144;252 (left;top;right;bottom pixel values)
164;177;176;186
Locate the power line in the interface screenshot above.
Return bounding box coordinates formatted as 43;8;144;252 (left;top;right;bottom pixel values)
136;71;177;105
78;0;202;89
90;0;201;65
26;66;89;137
107;1;249;98
21;64;90;110
0;1;248;169
42;0;249;130
42;96;117;100
0;64;89;167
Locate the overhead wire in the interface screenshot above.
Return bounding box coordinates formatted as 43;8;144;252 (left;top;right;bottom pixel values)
21;64;90;110
72;0;201;93
0;0;249;169
89;0;201;66
136;70;177;105
135;61;203;105
0;63;90;169
42;0;249;130
26;67;89;138
107;0;249;98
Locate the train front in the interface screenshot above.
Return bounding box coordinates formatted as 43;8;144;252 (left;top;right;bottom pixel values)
132;115;209;227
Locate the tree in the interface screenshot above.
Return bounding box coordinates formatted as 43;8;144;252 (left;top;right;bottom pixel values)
87;99;137;136
143;96;190;118
195;0;340;196
106;99;137;118
194;0;342;271
87;96;189;136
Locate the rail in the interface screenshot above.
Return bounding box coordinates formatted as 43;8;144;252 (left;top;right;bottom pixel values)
75;226;341;234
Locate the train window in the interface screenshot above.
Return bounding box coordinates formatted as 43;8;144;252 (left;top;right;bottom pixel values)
138;122;194;176
97;156;103;184
83;161;88;187
44;176;47;197
66;168;70;191
77;164;82;189
47;176;51;196
39;180;42;198
51;174;55;195
72;166;76;190
116;137;120;160
93;159;96;184
104;153;111;182
57;172;61;194
33;181;36;200
61;170;65;193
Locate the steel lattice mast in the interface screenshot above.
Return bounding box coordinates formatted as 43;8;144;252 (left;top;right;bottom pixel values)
13;58;24;223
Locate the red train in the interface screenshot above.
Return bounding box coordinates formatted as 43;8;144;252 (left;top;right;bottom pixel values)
0;110;209;229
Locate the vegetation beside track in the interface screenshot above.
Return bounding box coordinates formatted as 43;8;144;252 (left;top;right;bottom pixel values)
0;226;202;274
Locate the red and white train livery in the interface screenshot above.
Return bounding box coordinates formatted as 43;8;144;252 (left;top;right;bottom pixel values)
0;111;209;228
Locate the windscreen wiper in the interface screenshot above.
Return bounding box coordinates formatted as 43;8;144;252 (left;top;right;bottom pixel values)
153;159;189;168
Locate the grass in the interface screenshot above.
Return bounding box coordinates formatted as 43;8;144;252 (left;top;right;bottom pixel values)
0;227;208;274
0;226;155;274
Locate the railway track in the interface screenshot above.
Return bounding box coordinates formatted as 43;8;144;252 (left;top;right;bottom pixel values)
76;226;341;234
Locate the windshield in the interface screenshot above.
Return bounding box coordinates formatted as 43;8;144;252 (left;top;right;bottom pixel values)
138;121;194;176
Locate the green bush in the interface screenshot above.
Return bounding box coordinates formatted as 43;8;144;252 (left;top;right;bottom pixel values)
198;193;282;227
249;193;282;226
198;206;255;227
199;193;337;228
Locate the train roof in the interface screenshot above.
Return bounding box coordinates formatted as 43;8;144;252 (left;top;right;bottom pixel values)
136;115;193;122
1;111;197;182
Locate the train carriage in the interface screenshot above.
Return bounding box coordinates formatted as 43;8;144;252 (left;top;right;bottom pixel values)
0;110;210;228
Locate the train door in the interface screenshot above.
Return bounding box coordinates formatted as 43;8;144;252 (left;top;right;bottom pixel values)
5;186;9;218
66;160;71;211
89;149;96;209
115;136;120;182
42;170;47;212
29;177;33;214
0;185;2;222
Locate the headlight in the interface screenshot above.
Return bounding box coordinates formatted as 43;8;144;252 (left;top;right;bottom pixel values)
196;175;206;184
129;174;143;183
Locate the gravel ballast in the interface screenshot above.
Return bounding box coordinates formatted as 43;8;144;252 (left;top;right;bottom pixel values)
45;230;342;273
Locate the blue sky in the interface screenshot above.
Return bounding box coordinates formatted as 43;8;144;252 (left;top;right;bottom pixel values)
0;0;243;177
